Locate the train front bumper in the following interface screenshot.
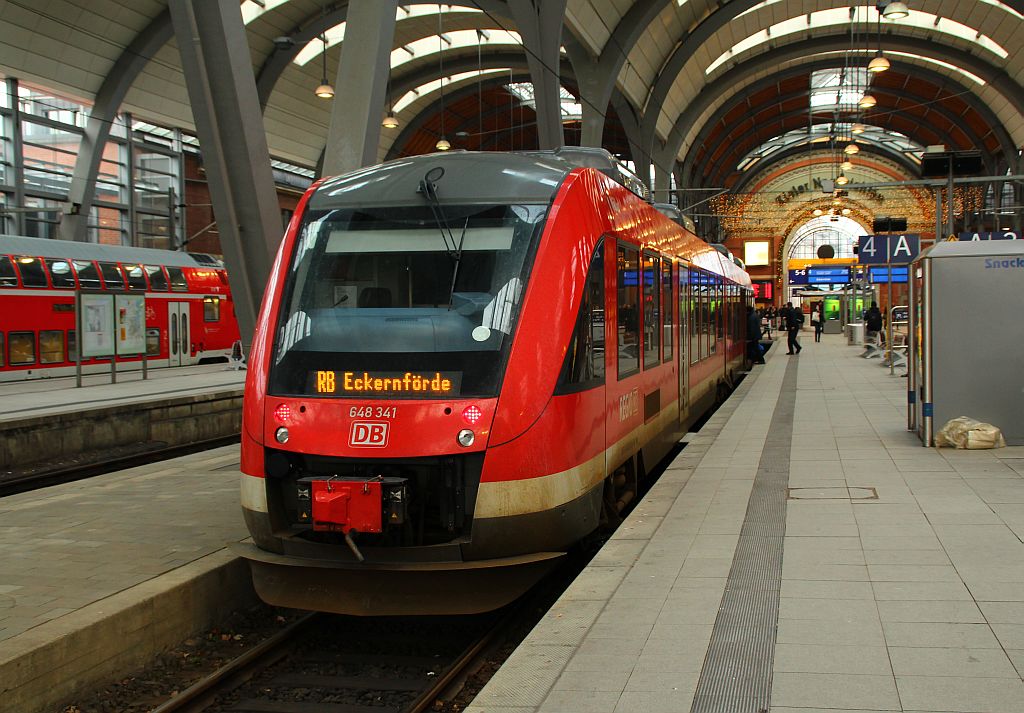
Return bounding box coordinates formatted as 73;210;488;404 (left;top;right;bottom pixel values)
229;541;564;616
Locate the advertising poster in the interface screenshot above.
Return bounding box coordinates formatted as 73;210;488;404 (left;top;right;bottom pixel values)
115;294;146;355
80;293;115;357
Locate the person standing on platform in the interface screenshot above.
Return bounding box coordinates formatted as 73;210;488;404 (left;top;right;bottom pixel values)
746;305;765;365
783;301;803;354
865;301;883;345
813;302;824;342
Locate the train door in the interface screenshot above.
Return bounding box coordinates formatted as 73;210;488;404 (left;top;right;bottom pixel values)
678;265;689;415
167;302;190;366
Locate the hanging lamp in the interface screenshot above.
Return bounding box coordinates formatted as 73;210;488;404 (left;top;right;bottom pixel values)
315;34;334;98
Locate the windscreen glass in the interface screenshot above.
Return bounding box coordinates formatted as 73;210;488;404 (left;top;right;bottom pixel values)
269;203;546;398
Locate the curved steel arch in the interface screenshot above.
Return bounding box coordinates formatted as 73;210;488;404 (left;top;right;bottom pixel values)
700;88;996;188
637;0;1024;174
686;62;1015;189
729;142;924;195
254;0;512;111
663;36;1024;190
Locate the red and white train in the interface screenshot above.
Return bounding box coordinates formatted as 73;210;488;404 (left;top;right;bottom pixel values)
0;235;240;381
234;149;751;615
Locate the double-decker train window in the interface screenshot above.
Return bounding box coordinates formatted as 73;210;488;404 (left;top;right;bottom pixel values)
204;297;221;322
46;259;76;288
166;267;188;292
15;256;47;287
642;253;660;370
662;259;672;362
9;332;35;365
617;245;640;379
145;265;169;291
122;264;149;290
39;330;64;364
0;256;17;286
72;260;102;289
99;262;124;289
556;240;605;392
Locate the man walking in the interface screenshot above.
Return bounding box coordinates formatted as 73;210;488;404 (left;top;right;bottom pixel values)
783;301;803;354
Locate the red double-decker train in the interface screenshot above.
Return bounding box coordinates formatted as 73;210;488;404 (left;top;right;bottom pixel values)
0;235;239;381
234;149;751;615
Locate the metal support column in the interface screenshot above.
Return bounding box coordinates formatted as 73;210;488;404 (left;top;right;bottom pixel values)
508;0;567;150
8;78;26;235
322;0;398;176
125;112;137;246
168;0;280;346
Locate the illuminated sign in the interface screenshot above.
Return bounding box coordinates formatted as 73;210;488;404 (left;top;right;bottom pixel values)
312;371;460;395
807;267;851;285
751;280;774;300
744;241;770;266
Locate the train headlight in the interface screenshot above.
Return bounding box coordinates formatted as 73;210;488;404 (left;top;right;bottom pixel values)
275;427;290;444
457;429;475;447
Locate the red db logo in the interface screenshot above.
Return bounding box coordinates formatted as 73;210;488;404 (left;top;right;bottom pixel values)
349;421;389;447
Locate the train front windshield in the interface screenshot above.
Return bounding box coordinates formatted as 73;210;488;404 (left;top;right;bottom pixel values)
269;203;546;398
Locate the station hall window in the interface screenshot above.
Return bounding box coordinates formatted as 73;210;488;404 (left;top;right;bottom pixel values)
557;241;605;391
15;256;47;287
46;260;76;288
73;261;102;289
0;256;17;286
617;246;640;378
642;253;660;370
99;262;124;289
39;330;65;364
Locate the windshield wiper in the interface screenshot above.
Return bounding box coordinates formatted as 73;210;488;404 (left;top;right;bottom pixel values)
417;167;469;310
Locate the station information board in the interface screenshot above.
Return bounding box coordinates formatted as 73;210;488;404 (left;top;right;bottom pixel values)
807;266;851;284
869;266;909;284
958;231;1019;241
857;234;920;265
751;280;774;300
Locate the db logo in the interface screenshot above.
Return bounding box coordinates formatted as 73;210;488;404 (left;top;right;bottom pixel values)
349;421;389;447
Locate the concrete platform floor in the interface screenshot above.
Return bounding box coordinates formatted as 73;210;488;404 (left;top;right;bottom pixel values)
467;332;1024;713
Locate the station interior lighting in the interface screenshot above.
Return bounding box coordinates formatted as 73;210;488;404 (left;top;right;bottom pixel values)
851;123;865;134
858;93;877;109
844;143;860;155
315;34;334;98
382;111;399;129
841;159;853;171
836;173;849;185
881;1;910;20
868;53;890;73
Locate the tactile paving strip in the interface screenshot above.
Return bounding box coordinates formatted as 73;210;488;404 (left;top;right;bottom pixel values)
690;360;798;713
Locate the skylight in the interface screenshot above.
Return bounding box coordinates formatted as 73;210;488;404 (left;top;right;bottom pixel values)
506;83;583;120
809;68;867;109
706;6;1008;76
737;123;924;170
393;68;511;113
297;27;519;68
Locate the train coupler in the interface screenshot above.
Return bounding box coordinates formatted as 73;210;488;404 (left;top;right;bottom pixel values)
296;475;408;534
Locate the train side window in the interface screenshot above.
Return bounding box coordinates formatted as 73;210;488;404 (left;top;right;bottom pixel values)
9;332;36;365
0;256;17;286
39;330;65;364
642;253;660;370
708;276;718;355
678;266;688;365
203;297;221;322
14;256;47;287
556;240;605;392
0;333;4;367
99;262;124;289
73;261;102;289
662;259;673;362
145;265;169;291
699;272;708;360
689;270;700;365
146;328;160;356
617;245;640;379
167;267;188;292
68;330;77;360
122;264;149;290
46;259;76;288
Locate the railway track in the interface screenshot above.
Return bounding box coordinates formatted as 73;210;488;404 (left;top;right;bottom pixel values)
0;434;240;496
148;606;520;713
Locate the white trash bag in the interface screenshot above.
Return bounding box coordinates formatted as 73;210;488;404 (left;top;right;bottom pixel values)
935;417;1006;449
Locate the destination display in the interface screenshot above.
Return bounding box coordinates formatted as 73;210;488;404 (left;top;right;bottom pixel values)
869;266;909;284
310;370;462;396
807;267;851;285
751;280;774;300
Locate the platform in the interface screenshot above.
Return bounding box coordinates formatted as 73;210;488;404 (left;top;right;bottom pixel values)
0;364;245;474
0;444;253;713
468;332;1024;713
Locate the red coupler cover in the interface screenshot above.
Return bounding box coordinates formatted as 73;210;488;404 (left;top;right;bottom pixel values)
311;480;382;533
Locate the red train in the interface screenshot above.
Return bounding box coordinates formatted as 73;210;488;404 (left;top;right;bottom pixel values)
234;149;752;615
0;235;239;381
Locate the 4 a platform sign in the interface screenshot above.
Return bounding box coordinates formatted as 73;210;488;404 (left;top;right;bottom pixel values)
857;234;920;265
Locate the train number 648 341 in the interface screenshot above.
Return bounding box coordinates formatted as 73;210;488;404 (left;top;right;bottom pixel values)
349;406;397;419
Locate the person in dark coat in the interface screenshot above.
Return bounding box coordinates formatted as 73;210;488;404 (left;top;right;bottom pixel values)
746;305;765;364
782;301;803;354
812;302;824;342
864;301;884;344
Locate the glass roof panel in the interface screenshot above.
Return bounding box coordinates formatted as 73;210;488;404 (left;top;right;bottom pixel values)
388;30;523;71
506;83;582;119
809;68;867;109
738;123;924;170
706;6;1008;76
